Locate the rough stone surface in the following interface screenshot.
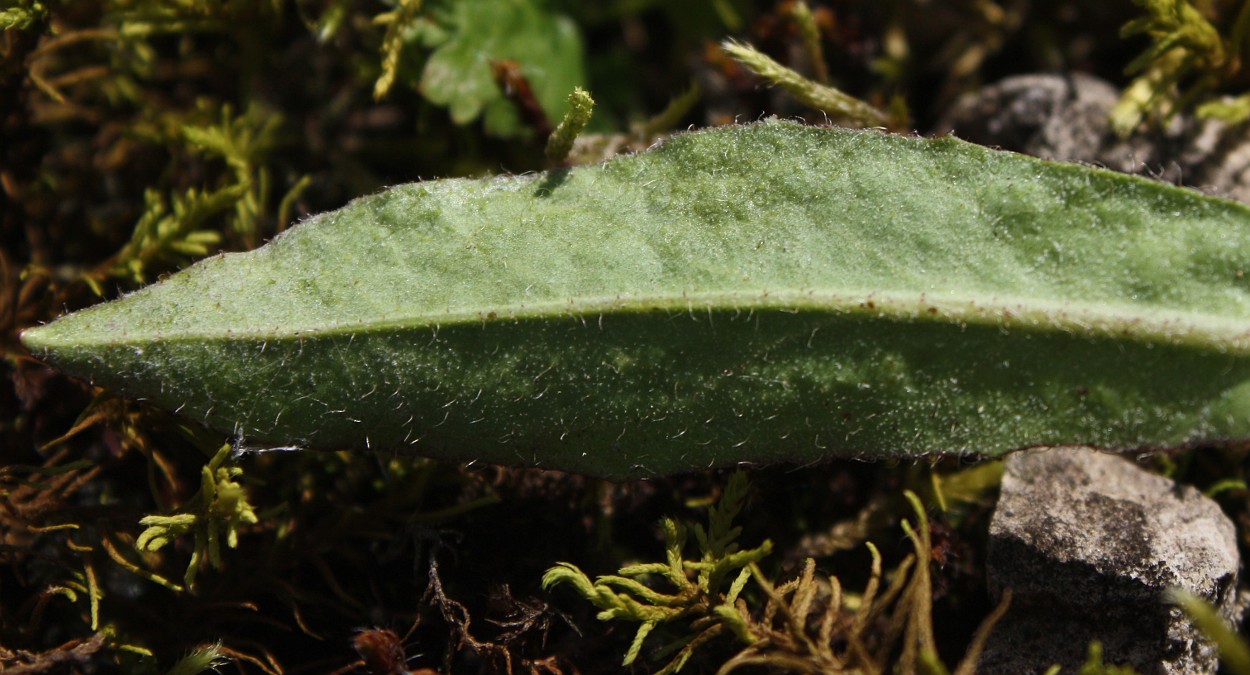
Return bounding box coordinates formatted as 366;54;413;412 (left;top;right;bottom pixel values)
934;72;1250;204
980;447;1241;675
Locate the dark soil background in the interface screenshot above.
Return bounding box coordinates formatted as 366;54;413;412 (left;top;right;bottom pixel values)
4;1;1250;673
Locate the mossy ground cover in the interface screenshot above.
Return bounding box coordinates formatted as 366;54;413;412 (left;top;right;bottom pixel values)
4;1;1250;672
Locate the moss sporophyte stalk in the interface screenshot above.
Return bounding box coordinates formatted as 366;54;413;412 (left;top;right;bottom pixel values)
21;121;1250;479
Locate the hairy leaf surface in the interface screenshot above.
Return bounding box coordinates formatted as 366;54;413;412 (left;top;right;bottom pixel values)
22;121;1250;478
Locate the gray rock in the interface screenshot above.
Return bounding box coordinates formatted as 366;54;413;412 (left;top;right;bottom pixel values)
933;72;1126;167
934;72;1250;204
981;447;1241;675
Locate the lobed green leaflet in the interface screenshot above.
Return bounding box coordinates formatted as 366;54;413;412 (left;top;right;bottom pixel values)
21;120;1250;479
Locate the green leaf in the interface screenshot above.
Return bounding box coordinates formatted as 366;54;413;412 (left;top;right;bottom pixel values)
21;120;1250;479
418;0;584;137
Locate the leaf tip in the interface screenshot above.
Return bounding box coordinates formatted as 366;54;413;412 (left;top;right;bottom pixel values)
19;323;53;354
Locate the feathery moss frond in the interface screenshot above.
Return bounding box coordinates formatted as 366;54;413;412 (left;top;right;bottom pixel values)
714;489;1011;673
544;471;770;670
791;2;829;85
180;103;283;245
136;444;258;591
373;0;424;100
1113;0;1236;133
163;642;229;675
105;187;232;287
544;478;1009;673
722;39;888;127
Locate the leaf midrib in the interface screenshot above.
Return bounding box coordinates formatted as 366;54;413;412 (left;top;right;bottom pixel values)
37;289;1250;354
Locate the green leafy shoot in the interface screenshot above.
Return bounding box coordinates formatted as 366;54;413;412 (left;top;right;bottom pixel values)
791;1;830;86
1203;477;1249;498
722;40;889;128
102;187;232;289
545;87;595;167
543;471;772;673
82;102;287;293
0;0;46;30
54;563;103;631
136;444;258;591
544;479;1012;673
1112;0;1242;133
1194;93;1250;121
180;103;283;246
373;0;424;101
163;642;230;675
561;84;699;166
639;83;701;137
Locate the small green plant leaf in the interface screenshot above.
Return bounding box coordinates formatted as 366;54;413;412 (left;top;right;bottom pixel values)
21;120;1250;478
418;0;584;137
0;0;46;30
